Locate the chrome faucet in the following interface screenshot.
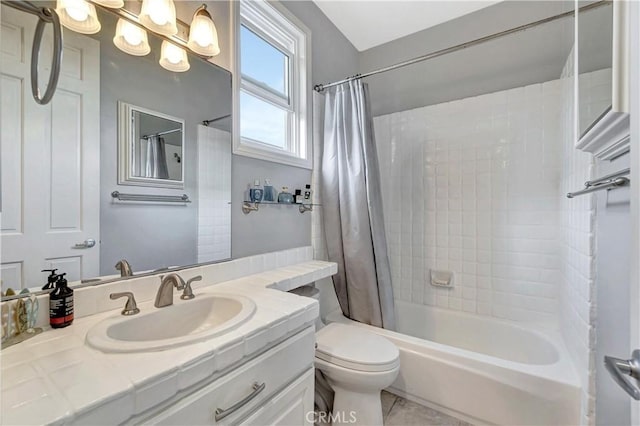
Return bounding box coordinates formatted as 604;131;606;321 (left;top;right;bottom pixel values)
155;273;185;308
115;259;133;277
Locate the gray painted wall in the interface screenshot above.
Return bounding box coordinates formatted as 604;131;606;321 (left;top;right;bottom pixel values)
230;0;359;258
356;1;614;116
98;0;358;269
595;153;631;426
99;12;232;275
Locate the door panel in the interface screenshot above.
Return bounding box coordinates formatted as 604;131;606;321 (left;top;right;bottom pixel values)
0;6;100;290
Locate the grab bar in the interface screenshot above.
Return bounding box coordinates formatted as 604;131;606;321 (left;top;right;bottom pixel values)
4;1;63;105
111;191;191;203
567;167;630;199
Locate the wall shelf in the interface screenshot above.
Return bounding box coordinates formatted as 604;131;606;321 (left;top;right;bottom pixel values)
241;201;318;215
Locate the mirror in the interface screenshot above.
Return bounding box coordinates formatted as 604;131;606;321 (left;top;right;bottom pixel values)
119;102;185;187
577;1;613;136
0;4;232;298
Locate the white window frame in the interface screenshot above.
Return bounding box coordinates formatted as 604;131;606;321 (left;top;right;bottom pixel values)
232;0;312;169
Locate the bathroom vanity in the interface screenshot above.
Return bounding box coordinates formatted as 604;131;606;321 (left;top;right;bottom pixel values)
0;247;336;425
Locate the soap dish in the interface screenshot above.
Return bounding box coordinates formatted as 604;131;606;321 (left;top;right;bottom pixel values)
430;270;453;288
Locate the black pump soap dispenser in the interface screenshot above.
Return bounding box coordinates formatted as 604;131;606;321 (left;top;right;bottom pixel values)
49;273;74;328
41;269;59;290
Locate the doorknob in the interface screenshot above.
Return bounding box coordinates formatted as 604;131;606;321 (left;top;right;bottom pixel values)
604;349;640;400
73;238;96;249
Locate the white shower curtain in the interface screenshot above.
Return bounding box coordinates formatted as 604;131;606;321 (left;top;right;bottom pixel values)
140;135;169;179
320;80;395;330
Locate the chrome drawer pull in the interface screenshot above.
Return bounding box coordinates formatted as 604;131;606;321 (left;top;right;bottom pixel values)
215;382;265;422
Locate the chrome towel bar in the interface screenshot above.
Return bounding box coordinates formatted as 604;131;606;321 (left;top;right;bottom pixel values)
567;168;630;198
111;191;191;203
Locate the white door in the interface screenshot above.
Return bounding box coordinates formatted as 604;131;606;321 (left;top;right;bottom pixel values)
631;1;640;423
0;6;100;291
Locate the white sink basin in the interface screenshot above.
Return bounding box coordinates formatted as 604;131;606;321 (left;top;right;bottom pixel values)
86;293;256;353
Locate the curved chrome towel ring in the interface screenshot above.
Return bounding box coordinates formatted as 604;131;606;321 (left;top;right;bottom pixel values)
30;7;63;105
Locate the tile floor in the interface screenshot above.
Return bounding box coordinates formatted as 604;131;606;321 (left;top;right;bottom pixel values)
381;391;473;426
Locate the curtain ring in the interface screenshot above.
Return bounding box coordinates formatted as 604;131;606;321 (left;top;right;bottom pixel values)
30;7;63;105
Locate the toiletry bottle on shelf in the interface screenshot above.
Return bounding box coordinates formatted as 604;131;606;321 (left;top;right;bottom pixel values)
304;184;312;202
249;179;264;203
278;187;294;204
294;189;303;204
49;273;73;328
263;179;276;202
41;269;59;290
244;183;252;202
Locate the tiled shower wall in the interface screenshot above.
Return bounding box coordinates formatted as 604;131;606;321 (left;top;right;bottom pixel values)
559;64;611;424
373;79;565;326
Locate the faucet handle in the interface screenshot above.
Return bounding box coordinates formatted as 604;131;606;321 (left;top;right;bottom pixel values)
181;276;202;300
110;292;140;315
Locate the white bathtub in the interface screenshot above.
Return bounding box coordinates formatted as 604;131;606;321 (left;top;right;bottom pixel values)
327;300;580;425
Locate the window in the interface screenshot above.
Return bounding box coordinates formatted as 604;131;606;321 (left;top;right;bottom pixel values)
234;0;311;168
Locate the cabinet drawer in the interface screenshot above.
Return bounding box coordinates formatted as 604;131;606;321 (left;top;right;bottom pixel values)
147;326;315;425
240;368;314;426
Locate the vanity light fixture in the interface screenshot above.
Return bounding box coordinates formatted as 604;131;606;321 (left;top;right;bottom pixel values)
113;19;151;56
187;4;220;57
91;0;124;8
159;41;190;72
139;0;178;36
56;0;101;34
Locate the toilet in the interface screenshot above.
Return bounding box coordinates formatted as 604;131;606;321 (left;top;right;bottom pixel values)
291;285;400;426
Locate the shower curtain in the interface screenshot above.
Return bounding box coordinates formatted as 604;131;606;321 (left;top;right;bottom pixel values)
141;135;169;179
320;80;395;330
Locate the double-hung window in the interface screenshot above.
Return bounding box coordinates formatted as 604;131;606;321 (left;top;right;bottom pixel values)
234;0;311;168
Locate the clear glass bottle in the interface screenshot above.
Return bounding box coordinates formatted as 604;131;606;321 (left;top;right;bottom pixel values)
277;186;294;204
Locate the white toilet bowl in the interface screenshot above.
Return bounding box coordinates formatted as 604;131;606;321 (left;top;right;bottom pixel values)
315;322;400;426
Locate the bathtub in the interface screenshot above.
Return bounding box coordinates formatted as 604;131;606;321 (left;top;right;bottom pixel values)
326;300;580;425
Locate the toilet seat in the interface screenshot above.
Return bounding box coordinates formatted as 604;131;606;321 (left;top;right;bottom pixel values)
315;323;400;372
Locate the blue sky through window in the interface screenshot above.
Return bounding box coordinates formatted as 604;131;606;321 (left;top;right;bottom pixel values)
240;25;288;97
240;92;287;148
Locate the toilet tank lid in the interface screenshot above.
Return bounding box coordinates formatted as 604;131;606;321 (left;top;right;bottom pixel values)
315;323;399;369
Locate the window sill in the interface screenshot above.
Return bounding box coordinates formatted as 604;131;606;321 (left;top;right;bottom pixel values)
233;141;312;169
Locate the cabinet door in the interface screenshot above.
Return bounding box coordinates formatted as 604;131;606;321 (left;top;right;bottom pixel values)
143;327;314;425
241;368;314;426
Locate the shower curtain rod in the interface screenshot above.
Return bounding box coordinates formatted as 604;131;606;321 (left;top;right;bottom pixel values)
142;128;181;139
313;0;610;92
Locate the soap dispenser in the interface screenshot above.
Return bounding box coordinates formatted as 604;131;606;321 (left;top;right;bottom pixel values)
49;273;74;328
249;179;264;203
41;269;59;290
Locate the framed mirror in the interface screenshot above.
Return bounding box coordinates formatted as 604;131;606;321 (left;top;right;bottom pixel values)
119;102;186;188
0;3;233;298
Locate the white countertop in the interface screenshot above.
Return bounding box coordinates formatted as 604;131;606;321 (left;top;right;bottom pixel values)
1;259;337;425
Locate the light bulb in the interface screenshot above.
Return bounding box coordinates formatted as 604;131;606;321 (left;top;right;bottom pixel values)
113;19;150;56
123;25;142;46
56;0;101;34
191;17;212;47
165;43;182;64
187;5;220;57
160;41;190;72
66;1;89;22
140;0;177;36
150;7;168;25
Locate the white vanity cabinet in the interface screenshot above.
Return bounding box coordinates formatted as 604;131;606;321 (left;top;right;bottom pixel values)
143;326;315;425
